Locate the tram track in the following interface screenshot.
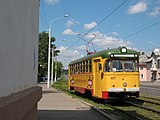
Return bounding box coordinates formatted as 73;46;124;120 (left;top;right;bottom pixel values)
124;100;160;115
140;96;160;101
63;89;160;120
103;104;144;120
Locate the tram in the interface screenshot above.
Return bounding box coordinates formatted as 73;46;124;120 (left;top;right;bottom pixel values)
68;47;140;99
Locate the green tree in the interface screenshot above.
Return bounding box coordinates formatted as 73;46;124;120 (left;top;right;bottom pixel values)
38;31;62;81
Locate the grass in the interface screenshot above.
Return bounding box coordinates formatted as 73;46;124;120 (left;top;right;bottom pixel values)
51;77;68;90
51;79;131;120
52;79;160;120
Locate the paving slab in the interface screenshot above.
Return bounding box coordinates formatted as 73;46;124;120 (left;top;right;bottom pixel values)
37;83;108;120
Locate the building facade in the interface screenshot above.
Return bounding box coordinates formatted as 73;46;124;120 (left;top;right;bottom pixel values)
139;63;147;81
139;49;160;82
0;0;41;120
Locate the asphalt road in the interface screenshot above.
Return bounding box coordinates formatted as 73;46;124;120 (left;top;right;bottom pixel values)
140;82;160;96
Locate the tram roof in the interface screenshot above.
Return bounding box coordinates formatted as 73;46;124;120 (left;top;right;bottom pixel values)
69;47;139;65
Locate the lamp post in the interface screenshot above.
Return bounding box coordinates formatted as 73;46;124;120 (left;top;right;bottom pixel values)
54;57;57;82
47;14;69;88
51;48;54;85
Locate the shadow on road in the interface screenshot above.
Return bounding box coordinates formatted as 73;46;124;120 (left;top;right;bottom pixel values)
37;109;108;120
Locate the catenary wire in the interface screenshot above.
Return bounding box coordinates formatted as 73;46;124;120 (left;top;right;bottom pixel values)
123;20;160;39
67;0;128;50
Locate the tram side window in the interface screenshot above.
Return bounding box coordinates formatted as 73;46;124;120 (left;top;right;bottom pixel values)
89;59;92;72
80;62;82;73
70;65;73;75
69;65;71;75
86;60;88;72
104;60;111;72
82;61;85;73
72;64;75;74
77;63;80;74
75;64;78;74
72;65;74;75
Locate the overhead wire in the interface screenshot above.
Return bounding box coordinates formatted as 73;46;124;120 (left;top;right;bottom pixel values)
85;0;128;35
123;20;160;39
66;0;128;50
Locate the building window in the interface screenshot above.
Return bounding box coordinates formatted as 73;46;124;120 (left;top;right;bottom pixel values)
157;60;160;68
140;66;143;70
141;74;144;79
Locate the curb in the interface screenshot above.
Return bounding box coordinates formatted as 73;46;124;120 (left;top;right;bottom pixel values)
76;99;118;120
54;88;118;120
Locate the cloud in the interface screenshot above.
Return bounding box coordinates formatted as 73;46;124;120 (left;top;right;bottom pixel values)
88;31;132;49
57;31;134;68
108;32;119;36
76;45;86;50
84;22;97;30
62;28;79;35
150;7;160;16
128;1;147;14
57;46;84;69
45;0;60;4
66;19;79;27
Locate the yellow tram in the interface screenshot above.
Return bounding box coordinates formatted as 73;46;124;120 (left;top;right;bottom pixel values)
68;47;140;99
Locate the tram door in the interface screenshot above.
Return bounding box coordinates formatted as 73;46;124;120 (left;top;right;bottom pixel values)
93;58;102;97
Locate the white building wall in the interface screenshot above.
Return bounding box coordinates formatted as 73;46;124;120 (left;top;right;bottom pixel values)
0;0;39;96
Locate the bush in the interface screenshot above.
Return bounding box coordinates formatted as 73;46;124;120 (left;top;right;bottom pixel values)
51;77;68;90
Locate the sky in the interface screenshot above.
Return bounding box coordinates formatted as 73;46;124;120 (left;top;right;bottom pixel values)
39;0;160;69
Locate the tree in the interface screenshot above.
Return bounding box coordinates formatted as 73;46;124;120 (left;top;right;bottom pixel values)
38;31;62;81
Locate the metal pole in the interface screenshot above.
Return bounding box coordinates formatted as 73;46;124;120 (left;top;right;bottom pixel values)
47;14;69;87
54;58;57;82
51;48;54;84
47;28;51;88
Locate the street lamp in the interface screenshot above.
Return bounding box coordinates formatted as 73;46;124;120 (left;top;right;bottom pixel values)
54;57;57;82
51;47;54;85
47;14;69;88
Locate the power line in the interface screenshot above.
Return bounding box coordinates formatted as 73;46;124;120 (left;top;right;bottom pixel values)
85;0;128;35
67;0;128;50
123;20;160;39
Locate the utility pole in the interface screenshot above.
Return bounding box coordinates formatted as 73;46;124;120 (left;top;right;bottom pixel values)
54;58;57;82
51;48;54;84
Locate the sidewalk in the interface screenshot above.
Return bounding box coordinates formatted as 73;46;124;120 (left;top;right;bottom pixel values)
37;83;107;120
38;83;90;110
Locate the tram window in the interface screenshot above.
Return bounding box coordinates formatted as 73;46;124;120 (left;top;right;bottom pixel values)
69;65;71;75
70;65;73;75
124;60;134;72
98;63;102;70
89;59;92;72
78;63;80;74
72;64;75;74
80;63;82;73
83;61;85;73
135;60;139;72
104;60;111;72
75;64;78;74
86;60;88;72
112;60;123;72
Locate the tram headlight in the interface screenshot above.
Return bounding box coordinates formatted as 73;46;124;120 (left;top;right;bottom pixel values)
71;80;74;84
121;47;127;53
88;80;93;86
123;82;127;87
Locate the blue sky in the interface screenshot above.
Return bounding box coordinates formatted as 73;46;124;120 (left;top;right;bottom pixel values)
39;0;160;68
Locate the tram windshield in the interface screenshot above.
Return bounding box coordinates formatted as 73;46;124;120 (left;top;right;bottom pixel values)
104;59;138;72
